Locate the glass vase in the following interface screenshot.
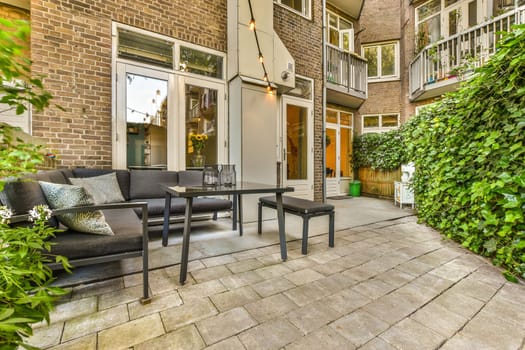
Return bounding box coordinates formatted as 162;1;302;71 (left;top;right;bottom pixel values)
203;165;220;186
192;150;205;168
219;164;236;186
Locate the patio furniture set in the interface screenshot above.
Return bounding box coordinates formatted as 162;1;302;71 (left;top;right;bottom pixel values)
1;168;335;303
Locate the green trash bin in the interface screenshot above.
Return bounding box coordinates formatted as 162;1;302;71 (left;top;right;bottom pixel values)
349;180;361;197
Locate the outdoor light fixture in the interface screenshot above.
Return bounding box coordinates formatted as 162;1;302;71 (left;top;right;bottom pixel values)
247;0;273;93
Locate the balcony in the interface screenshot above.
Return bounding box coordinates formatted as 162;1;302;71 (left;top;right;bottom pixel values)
409;5;525;101
326;45;368;109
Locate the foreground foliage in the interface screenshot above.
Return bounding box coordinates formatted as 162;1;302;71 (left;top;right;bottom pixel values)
403;25;525;281
1;19;69;349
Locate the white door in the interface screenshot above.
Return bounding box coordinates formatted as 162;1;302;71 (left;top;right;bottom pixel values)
177;76;227;170
325;109;353;197
114;63;175;170
282;96;313;200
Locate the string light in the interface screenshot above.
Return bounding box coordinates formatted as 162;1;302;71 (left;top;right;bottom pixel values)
247;0;273;93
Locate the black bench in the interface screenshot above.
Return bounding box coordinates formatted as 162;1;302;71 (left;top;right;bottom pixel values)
258;195;335;254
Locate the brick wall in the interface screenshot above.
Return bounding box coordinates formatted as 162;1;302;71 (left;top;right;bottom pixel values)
29;0;227;168
0;3;29;21
274;2;324;200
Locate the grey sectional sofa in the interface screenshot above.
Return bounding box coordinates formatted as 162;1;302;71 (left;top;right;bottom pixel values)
0;168;233;303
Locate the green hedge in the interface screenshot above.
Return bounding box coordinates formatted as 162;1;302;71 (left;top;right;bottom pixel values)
352;129;407;171
403;25;525;281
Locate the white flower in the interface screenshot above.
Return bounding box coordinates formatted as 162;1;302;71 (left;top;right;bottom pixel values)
28;205;53;222
0;206;13;224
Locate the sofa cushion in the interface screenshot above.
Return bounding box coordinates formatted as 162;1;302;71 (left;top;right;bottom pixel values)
177;170;203;187
69;172;125;204
33;170;69;184
48;208;143;260
130;197;232;218
39;181;113;235
73;169;131;201
129;170;178;199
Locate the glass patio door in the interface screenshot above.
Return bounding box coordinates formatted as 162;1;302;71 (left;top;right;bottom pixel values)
325;109;353;197
178;76;226;170
282;96;313;200
114;63;175;170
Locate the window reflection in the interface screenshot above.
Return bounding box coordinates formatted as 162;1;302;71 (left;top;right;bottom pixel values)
287;105;308;180
126;73;168;169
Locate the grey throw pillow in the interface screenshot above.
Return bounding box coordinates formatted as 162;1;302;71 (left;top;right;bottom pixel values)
69;172;125;204
39;181;114;236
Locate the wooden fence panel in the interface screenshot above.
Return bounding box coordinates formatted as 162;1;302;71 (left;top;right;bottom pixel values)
358;167;401;198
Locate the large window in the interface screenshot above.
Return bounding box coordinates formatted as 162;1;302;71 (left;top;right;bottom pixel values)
327;11;354;52
275;0;311;19
362;113;399;133
362;42;399;81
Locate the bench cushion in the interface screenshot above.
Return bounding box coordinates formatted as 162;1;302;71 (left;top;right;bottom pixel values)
130;197;232;217
129;170;178;199
259;196;334;215
48;208;143;260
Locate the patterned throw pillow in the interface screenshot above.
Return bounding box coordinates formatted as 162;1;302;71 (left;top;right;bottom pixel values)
39;181;114;235
69;172;125;204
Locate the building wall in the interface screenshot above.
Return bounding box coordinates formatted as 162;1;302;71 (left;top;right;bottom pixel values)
29;0;227;168
357;0;406;133
274;2;324;200
0;3;29;20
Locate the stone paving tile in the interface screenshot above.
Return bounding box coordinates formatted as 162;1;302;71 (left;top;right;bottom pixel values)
495;282;525;305
238;318;303;350
411;272;455;295
209;285;260;311
70;278;124;300
178;280;227;302
99;285;143;310
226;257;264;273
135;324;205;350
325;288;371;317
375;268;415;288
283;281;331;307
27;322;63;349
359;337;397;350
363;293;419;325
201;254;237;267
196;307;257;345
43;297;97;326
251;276;296;297
410;302;468;338
379;318;445;350
47;334;97;350
255;263;294;279
219;270;264;289
395;259;435;277
282;256;317;271
448;276;499;302
129;291;183;320
429;258;475;282
286;300;341;334
148;269;183;295
440;312;523;350
352;278;397;300
284;268;325;286
331;310;390;347
98;313;164;350
433;289;485;319
481;296;525;330
310;260;346;275
231;248;265;261
191;265;233;283
62;304;128;342
161;298;218;332
468;265;507;288
307;250;341;264
284;325;355;350
319;271;357;292
204;336;246;350
245;293;298;323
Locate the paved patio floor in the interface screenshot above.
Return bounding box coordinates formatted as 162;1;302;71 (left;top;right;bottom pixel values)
28;197;525;349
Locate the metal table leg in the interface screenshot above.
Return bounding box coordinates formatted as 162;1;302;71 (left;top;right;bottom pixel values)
162;192;172;247
276;192;287;261
179;197;193;284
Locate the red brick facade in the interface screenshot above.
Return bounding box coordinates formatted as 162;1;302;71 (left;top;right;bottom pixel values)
29;0;227;168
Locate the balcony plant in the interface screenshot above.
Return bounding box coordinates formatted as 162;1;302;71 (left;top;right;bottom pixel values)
1;19;69;349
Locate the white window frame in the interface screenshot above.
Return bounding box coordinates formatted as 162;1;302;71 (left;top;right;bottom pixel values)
362;41;400;81
327;11;354;52
362;113;400;133
274;0;311;20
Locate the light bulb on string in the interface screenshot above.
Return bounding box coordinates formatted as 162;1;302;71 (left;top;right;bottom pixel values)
258;53;264;63
249;18;255;30
263;73;268;82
